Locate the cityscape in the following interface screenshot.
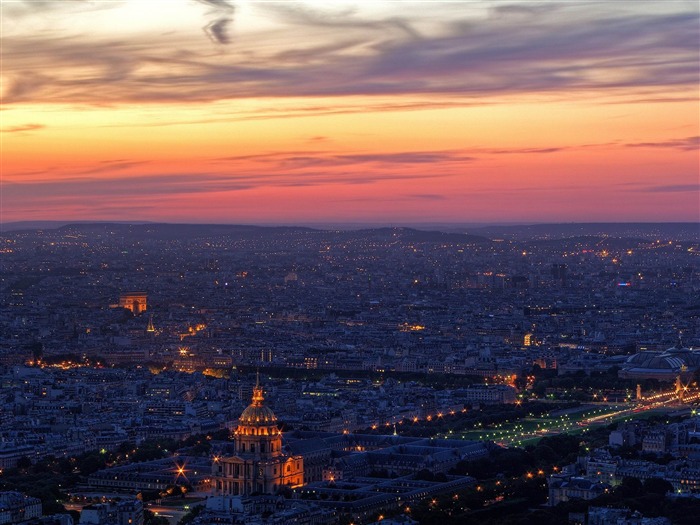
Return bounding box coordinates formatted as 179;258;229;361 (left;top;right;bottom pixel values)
1;1;699;525
0;222;698;524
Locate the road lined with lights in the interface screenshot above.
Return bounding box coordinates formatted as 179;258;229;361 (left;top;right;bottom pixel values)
355;384;699;450
482;393;697;446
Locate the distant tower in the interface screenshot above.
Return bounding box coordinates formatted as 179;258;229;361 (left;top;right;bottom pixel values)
551;263;568;286
146;315;155;333
636;384;642;401
119;292;147;315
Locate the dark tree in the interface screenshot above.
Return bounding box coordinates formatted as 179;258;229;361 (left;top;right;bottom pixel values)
16;456;32;470
643;477;673;495
617;477;644;498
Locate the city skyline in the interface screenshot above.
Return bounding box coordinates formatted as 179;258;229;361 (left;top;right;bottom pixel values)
1;219;699;524
2;0;699;224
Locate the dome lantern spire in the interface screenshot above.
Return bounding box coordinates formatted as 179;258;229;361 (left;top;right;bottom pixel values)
251;369;264;406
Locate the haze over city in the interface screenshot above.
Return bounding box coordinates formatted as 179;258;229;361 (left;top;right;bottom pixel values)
2;0;698;224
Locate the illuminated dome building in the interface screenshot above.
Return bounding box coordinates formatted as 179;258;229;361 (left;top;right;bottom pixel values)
618;338;700;381
212;378;304;496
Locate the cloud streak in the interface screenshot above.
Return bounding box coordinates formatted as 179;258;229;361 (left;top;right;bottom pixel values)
644;184;700;193
216;150;475;169
1;123;45;133
2;159;454;201
197;0;235;44
1;2;697;104
625;136;700;151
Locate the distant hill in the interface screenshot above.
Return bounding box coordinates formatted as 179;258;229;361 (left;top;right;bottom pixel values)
0;220;153;233
341;227;489;244
2;221;697;242
1;222;490;244
37;223;327;244
467;223;699;241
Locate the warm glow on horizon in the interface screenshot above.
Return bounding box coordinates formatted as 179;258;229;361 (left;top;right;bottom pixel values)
1;0;698;224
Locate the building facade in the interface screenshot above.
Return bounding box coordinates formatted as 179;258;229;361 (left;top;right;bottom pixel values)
118;293;147;315
0;492;42;525
213;381;303;495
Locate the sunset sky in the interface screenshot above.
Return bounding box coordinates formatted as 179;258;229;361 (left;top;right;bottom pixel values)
1;0;698;225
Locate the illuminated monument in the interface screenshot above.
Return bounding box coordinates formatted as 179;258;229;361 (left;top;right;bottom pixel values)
212;378;304;495
119;292;147;314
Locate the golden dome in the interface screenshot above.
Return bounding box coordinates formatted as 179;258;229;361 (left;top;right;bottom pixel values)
238;384;278;426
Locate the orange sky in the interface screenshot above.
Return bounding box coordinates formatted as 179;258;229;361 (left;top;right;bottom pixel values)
1;1;698;224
